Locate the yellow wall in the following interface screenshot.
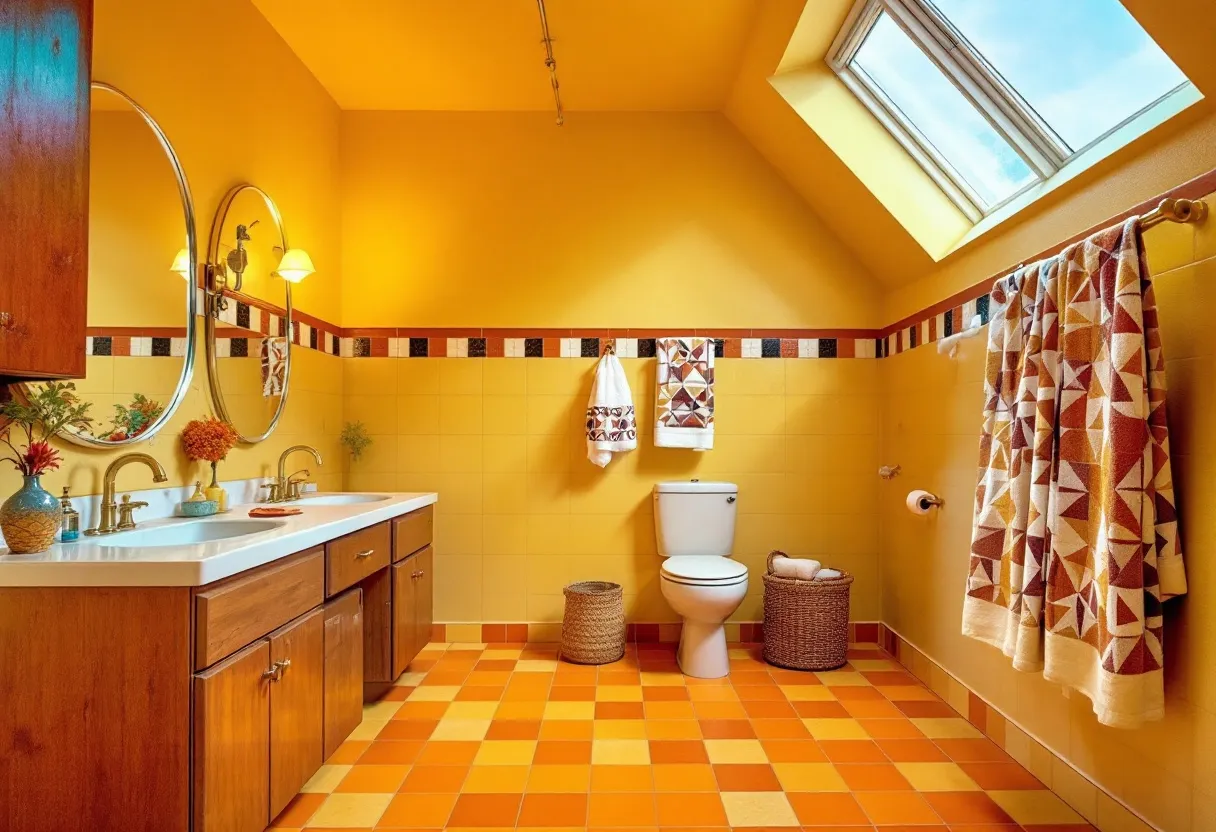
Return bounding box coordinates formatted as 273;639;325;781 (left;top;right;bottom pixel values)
344;356;881;626
339;110;881;329
877;197;1216;831
0;0;344;500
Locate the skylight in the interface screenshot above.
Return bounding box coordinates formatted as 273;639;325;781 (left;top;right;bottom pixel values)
828;0;1194;220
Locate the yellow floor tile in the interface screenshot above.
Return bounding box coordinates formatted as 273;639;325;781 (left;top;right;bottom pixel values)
473;740;538;765
593;720;647;739
431;719;492;741
878;685;937;701
803;718;869;740
591;739;651;765
780;686;837;701
814;671;871;686
363;700;405;720
446;701;500;719
772;762;850;792
305;792;393;828
720;791;799;827
516;659;559;672
346;719;388;741
895;762;982;791
704;739;768;764
639;672;685;687
544;701;596;720
989;789;1087;825
910;717;984;738
300;764;352;794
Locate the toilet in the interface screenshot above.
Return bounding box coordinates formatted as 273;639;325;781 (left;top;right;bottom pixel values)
654;480;747;679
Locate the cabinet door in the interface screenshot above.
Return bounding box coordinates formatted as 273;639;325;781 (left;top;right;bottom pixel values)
391;559;418;680
361;567;393;684
413;545;434;649
323;588;364;760
193;639;272;832
0;0;92;381
268;608;325;821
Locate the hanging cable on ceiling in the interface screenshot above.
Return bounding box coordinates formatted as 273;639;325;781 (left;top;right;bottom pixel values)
535;0;564;126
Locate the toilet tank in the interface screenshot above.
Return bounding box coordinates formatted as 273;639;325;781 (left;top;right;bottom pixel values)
653;481;738;557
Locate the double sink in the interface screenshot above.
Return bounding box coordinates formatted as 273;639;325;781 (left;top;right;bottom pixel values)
92;493;391;548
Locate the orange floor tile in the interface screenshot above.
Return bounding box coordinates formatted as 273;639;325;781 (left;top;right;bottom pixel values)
268;642;1096;832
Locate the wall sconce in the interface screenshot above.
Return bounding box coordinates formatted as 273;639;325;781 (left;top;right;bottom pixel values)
169;248;191;280
275;248;315;283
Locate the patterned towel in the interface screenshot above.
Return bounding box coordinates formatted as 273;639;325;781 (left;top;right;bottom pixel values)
654;337;714;450
261;337;288;397
585;350;637;467
963;217;1185;729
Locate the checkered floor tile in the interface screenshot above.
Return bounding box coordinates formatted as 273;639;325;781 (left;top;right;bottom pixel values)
268;642;1094;831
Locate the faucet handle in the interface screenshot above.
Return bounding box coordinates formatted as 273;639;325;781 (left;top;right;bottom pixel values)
116;495;149;531
260;480;285;503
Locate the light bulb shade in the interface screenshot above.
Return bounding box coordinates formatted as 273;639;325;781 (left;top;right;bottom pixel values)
170;248;191;279
275;248;315;283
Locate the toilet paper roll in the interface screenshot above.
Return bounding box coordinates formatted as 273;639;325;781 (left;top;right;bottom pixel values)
906;490;938;515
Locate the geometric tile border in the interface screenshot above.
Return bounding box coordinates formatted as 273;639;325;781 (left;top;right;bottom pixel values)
877;623;1162;832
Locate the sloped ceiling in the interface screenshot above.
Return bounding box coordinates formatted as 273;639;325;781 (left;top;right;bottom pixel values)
250;0;759;111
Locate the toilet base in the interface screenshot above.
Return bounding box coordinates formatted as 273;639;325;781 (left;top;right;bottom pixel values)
677;620;730;679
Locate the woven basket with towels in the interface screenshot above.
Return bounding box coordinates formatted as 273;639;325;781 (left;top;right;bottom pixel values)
762;550;853;671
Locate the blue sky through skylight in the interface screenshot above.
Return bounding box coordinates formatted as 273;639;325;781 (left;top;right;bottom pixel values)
853;13;1035;208
930;0;1188;150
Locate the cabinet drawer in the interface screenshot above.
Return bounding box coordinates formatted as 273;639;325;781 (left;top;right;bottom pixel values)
392;505;433;563
194;549;324;671
327;523;390;597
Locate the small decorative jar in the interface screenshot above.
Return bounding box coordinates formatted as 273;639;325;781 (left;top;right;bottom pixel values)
1;475;63;554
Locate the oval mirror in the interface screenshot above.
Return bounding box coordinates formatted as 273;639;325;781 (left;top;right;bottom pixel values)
204;185;294;444
19;81;198;447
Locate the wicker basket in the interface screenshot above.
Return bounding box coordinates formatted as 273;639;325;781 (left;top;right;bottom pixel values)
762;551;853;671
560;581;626;665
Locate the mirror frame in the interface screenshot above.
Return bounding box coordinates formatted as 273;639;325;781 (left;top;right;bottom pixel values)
203;184;293;445
28;81;199;449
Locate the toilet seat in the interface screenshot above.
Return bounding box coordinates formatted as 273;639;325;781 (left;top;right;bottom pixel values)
661;556;748;586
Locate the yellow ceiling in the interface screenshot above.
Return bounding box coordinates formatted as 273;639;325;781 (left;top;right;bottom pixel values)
250;0;759;111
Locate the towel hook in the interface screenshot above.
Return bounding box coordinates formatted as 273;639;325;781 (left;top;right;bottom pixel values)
602;341;615;356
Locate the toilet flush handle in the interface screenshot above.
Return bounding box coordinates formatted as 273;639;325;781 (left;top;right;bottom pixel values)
727;495;736;503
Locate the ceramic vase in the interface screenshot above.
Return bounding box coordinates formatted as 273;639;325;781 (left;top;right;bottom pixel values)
0;476;62;554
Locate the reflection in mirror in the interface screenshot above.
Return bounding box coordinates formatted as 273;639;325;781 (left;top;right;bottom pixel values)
205;185;312;444
21;82;197;447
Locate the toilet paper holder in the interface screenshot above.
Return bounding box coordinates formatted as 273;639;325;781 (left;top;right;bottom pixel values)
917;493;943;509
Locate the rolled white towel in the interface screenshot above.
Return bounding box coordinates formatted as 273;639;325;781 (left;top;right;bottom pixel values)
813;568;843;581
771;555;821;580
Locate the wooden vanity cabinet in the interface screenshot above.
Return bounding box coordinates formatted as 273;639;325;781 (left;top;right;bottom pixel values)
0;0;93;383
393;545;434;678
323;588;364;759
268;608;325;819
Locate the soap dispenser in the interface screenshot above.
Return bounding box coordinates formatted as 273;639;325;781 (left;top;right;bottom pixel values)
59;487;80;542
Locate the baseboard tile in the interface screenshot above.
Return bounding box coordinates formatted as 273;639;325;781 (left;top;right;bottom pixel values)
433;620;881;647
877;623;1159;832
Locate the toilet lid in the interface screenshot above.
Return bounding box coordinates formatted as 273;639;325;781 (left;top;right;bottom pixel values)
661;556;748;584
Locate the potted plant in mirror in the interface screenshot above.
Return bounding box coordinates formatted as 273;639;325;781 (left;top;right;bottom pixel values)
181;416;240;512
0;383;92;554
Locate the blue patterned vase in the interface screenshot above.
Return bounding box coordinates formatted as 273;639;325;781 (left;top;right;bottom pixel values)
0;476;62;554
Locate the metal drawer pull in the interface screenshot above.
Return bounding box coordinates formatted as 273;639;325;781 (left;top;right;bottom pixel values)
355;549;374;559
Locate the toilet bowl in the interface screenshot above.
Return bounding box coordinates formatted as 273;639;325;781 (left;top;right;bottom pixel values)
653;481;746;679
660;556;748;678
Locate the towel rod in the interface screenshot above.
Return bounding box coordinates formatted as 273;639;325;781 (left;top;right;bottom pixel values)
1140;197;1207;230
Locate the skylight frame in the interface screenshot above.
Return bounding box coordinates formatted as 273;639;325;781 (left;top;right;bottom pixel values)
827;0;1190;221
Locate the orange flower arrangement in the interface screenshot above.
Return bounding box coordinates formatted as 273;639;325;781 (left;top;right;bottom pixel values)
180;416;239;463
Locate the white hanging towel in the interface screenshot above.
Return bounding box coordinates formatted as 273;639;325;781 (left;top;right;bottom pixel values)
654;336;715;450
585;350;637;467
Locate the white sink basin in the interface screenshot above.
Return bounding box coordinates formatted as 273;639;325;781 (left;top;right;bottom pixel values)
292;493;391;506
94;519;283;548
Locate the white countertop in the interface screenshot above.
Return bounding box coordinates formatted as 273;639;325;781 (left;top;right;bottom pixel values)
0;492;438;588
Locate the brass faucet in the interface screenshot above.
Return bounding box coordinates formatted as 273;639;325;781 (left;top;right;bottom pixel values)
263;445;322;502
85;453;169;535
